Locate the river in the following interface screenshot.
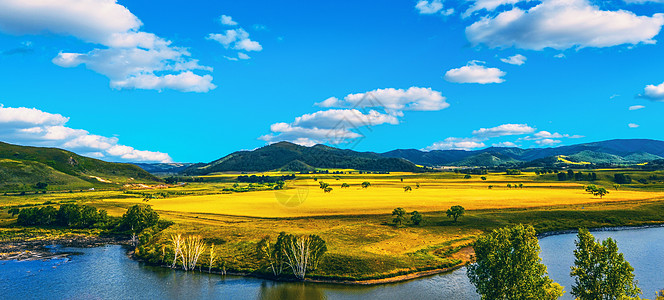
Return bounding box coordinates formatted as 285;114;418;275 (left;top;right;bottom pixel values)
1;226;663;299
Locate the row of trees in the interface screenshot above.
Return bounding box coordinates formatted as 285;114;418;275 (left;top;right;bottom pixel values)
468;225;641;299
12;204;109;228
557;170;598;181
256;232;327;279
392;208;422;226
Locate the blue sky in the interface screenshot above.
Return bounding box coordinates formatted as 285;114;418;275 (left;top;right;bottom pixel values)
0;0;663;163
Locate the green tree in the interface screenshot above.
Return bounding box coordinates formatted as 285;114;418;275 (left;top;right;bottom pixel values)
404;185;412;192
274;180;285;190
613;184;620;191
318;181;329;190
361;181;371;188
585;184;609;198
480;176;487;181
392;207;407;226
121;204;159;233
341;183;350;188
35;182;48;189
410;211;423;225
323;187;332;193
446;205;465;222
571;228;641;300
507;183;512;189
464;174;472;179
467;224;563;300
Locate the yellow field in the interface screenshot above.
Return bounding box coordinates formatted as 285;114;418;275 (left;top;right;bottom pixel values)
106;175;664;218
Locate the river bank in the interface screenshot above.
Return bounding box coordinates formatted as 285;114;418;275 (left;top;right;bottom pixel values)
0;234;131;261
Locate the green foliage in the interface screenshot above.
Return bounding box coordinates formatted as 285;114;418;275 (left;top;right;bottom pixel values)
404;185;412;192
557;172;568;181
571;228;641;300
410;211;423;225
274;180;285;190
34;182;48;189
15;204;109;228
120;204;159;233
319;181;330;189
614;173;632;184
256;232;327;279
361;181;371;188
585;184;609;198
464;174;472;179
341;183;350;188
446;205;465;222
392;207;407;226
480;176;487;181
506;169;522;175
467;224;563;300
323;187;332;193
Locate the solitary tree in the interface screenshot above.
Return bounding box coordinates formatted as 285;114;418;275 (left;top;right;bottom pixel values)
480;176;487;181
319;182;329;190
507;183;512;189
464;174;472;179
585;184;609;198
570;228;641;300
446;205;465;222
392;207;407;226
361;181;371;189
467;224;563;300
121;204;159;233
341;183;350;188
404;186;412;192
613;184;621;191
410;211;423;225
323;187;332;193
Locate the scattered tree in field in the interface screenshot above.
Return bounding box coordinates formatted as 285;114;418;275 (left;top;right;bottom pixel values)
319;182;329;190
323;187;332;193
313;177;318;181
488;185;493;189
392;207;407;226
467;224;563;300
571;228;641;300
613;184;621;191
464;174;472;179
480;176;487;181
274;180;285;190
585;184;609;198
400;178;403;182
341;183;350;188
446;205;465;222
361;181;371;188
404;186;412;192
416;183;420;189
507;183;512;189
410;211;422;225
518;183;524;189
121;204;159;233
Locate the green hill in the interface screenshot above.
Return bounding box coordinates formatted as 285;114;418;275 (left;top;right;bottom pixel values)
0;141;160;191
184;142;422;174
449;152;521;167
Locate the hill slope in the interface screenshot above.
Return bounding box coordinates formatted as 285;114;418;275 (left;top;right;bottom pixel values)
0;141;160;191
184;142;422;174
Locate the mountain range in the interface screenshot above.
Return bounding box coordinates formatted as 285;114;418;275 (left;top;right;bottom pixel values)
179;139;664;174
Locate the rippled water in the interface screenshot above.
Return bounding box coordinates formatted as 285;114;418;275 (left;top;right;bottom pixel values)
1;226;663;300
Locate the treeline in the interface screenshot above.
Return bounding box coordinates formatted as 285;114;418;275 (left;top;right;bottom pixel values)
237;174;295;183
556;170;598;181
454;168;488;175
11;204;109;228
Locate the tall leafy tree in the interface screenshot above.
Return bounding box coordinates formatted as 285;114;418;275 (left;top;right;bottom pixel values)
446;205;465;222
121;204;159;233
467;224;563;300
570;228;641;300
392;207;407;226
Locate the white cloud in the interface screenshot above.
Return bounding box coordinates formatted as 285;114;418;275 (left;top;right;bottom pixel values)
472;123;535;138
624;0;664;3
500;54;527;65
629;105;645;110
628;123;640;128
207;17;262;60
465;0;664;50
536;139;562;146
444;61;506;84
639;82;664;101
522;130;583;140
554;53;566;58
492;141;518;147
464;0;530;17
424;137;487;151
219;15;238;26
0;0;214;92
0;105;171;162
259;109;398;146
315;87;449;113
416;0;444;14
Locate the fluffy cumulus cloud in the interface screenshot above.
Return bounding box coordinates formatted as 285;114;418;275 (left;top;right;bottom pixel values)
259;109;398;146
263;87;449;146
0;0;215;92
0;105;171;162
472;123;535;138
492;141;518;147
315;87;449;113
415;0;455;15
207;15;261;61
444;61;506;84
500;54;527;65
424;137;486;151
639;82;664;101
536;138;562;146
465;0;664;50
463;0;530;17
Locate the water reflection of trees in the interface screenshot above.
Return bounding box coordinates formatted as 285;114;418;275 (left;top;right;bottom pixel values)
258;281;327;300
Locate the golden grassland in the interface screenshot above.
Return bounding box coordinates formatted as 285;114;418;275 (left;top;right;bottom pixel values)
3;170;664;281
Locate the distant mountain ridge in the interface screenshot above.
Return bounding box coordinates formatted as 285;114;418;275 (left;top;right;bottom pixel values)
183;141;422;174
382;139;664;167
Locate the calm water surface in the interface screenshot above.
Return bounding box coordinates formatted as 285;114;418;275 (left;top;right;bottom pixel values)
1;226;663;300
